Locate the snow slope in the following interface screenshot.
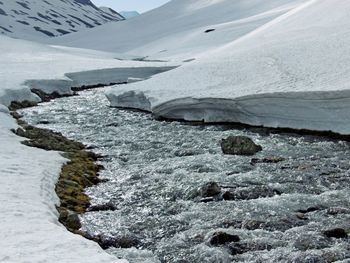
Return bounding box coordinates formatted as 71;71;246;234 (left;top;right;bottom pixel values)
0;0;123;41
100;6;125;20
50;0;308;60
106;0;350;135
0;35;174;107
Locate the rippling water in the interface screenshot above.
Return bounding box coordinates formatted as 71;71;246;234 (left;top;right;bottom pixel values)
21;89;350;263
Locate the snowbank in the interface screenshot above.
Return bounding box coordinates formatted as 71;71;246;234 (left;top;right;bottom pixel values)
0;35;174;107
0;112;127;263
49;0;307;60
106;0;350;134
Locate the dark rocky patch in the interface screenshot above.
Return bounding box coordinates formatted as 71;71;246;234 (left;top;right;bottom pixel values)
209;232;240;246
13;125;85;152
16;1;30;10
28;16;48;24
37;120;51;125
222;185;281;201
200;197;215;203
87;202;116;212
221;136;262;156
0;25;12;33
83;233;141;249
56;28;71;35
204;29;215;33
200;182;221;198
251;156;286;164
33;26;55;37
222;191;235;200
323;228;348;239
16;20;30;25
229;241;273;255
68;14;94;27
8;100;37;111
327;207;350;215
58;208;82;231
0;7;7;15
297;206;323;214
31;88;75;102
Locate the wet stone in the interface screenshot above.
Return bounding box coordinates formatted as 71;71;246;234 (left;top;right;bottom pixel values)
222;191;235;201
8;100;38;111
221;136;262;156
199;182;221;198
323;228;348;239
296;206;323;214
87;202;116;212
95;234;141;249
251;156;286;164
327;207;350;215
58;209;81;231
209;232;240;246
229;241;273;256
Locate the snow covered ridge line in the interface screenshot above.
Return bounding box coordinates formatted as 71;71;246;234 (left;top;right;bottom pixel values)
106;89;350;135
0;0;124;41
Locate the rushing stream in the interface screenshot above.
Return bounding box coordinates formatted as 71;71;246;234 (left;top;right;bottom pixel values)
20;88;350;263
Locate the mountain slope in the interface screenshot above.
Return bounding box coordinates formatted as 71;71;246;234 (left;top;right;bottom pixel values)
106;0;350;134
99;6;125;20
0;0;124;41
49;0;308;59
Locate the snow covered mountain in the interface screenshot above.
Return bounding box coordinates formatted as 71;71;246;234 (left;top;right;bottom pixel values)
0;0;124;41
49;0;308;60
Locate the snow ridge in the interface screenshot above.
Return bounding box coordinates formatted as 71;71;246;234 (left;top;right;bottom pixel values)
0;0;124;41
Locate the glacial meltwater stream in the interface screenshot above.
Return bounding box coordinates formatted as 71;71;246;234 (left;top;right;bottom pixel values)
20;88;350;263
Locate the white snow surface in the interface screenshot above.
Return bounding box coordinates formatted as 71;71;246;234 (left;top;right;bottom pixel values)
106;0;350;134
0;112;127;263
0;35;173;107
0;0;123;41
49;0;308;60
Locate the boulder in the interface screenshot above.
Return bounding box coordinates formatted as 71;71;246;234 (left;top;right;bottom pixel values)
323;228;348;239
209;231;240;246
221;136;262;156
58;209;81;231
200;182;221;198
